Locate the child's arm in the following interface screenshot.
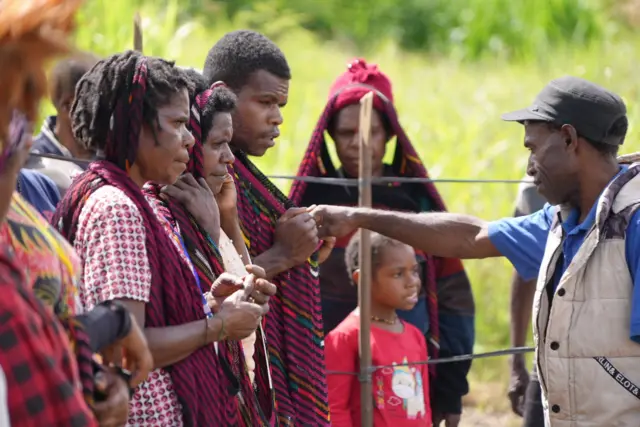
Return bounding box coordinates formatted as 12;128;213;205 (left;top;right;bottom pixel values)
325;327;358;426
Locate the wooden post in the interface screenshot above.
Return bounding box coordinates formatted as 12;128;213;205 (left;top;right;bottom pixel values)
133;12;143;52
358;91;374;427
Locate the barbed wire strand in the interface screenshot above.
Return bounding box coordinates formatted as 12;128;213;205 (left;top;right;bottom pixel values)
30;152;532;185
326;346;534;376
33;152;537;377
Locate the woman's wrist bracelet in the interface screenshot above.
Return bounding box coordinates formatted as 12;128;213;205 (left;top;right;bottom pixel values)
203;317;210;346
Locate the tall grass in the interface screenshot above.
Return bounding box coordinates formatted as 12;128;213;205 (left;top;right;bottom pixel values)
52;0;640;417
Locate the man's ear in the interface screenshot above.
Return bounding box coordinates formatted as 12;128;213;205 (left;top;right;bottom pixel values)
352;269;360;286
560;124;579;151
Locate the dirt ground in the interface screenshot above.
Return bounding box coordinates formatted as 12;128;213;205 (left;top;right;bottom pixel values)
460;406;520;427
458;378;522;427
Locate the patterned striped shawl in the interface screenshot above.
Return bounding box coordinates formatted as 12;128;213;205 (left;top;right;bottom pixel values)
232;151;330;426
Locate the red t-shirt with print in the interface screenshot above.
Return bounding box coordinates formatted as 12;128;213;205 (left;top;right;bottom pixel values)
325;312;432;427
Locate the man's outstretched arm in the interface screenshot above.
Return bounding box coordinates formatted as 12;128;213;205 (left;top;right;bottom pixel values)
313;206;501;260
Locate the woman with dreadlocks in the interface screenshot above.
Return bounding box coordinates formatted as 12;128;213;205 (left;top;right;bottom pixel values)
289;58;476;427
51;50;272;426
143;69;276;425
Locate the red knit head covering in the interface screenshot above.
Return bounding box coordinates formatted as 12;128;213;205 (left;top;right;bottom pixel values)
328;58;393;115
289;57;445;211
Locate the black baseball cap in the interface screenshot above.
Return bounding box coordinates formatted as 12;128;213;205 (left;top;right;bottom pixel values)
502;76;627;146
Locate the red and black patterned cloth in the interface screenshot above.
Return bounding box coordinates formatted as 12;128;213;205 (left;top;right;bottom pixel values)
0;245;96;426
232;153;330;425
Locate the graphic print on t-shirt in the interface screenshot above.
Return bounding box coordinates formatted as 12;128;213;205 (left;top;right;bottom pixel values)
376;357;427;420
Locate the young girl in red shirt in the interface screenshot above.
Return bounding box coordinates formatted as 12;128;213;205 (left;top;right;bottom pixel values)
325;231;432;426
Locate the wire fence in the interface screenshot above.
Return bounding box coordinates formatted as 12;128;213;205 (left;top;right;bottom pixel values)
326;346;535;377
31;152;533;186
270;175;529;185
31;151;536;371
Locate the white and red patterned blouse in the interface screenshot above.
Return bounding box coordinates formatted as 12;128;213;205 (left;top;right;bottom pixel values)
73;185;191;427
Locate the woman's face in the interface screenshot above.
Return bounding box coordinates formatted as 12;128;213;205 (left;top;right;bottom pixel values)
202;112;235;194
134;87;195;186
329;104;388;177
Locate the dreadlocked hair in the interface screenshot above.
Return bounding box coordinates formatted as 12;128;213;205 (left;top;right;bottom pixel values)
71;50;193;152
345;230;405;284
183;68;237;140
201;87;236;141
182;68;206;93
203;30;291;91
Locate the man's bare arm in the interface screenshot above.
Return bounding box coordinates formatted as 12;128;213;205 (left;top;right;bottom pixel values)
510;272;536;351
314;206;502;260
507;271;537;415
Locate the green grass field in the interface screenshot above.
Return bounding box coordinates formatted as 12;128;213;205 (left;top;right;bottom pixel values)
56;0;640;417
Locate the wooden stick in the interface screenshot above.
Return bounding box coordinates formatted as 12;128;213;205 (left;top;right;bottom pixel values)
358;91;374;427
133;12;143;53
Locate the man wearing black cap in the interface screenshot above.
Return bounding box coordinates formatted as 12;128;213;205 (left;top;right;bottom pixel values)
311;76;640;427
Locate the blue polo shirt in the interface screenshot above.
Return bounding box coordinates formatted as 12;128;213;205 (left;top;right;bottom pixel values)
488;167;640;343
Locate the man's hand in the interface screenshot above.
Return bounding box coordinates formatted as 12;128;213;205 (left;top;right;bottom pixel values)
93;369;130;427
272;207;319;268
508;354;530;417
161;173;219;239
100;314;153;388
433;412;461;427
310;205;359;239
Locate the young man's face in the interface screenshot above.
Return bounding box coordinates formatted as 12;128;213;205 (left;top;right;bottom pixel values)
231;70;289;157
330;105;388;178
